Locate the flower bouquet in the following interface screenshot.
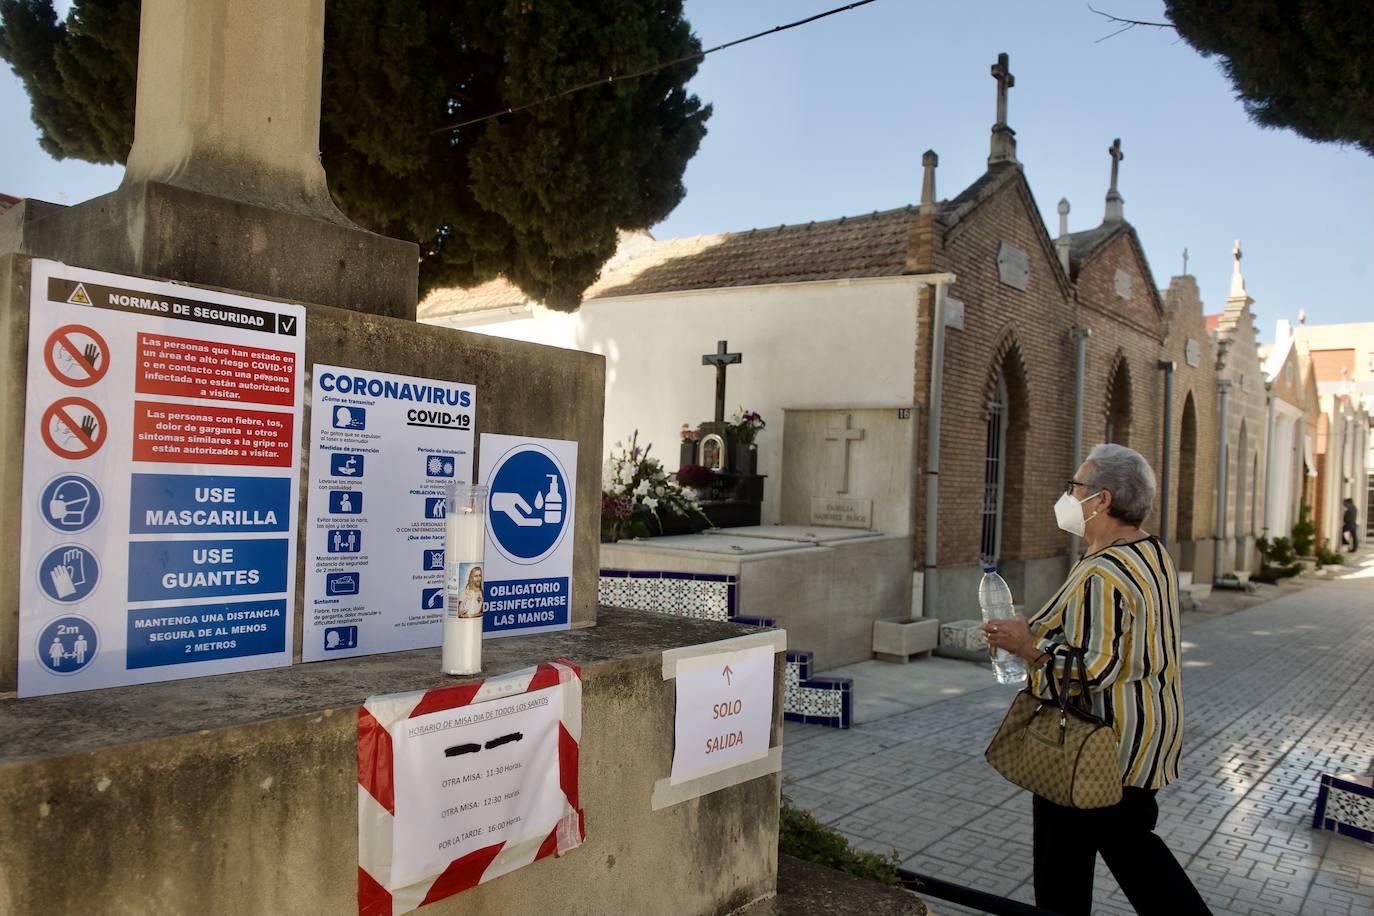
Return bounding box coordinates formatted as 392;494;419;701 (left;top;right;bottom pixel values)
601;430;712;541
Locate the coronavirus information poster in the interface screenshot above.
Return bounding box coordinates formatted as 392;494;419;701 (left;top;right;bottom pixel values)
477;434;577;638
18;259;305;697
301;365;476;661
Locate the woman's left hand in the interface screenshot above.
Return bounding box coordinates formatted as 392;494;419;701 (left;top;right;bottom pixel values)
980;616;1036;660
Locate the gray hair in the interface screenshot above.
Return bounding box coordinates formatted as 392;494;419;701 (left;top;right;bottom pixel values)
1083;443;1156;526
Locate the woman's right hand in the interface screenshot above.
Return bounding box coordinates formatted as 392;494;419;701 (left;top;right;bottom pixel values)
981;616;1036;660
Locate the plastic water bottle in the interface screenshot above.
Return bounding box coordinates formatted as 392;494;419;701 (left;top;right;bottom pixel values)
979;565;1026;685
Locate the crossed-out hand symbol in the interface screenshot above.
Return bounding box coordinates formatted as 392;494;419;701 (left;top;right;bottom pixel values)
82;342;101;368
79;413;98;439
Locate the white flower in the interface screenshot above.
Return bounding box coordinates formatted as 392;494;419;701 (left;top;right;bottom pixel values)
644;497;659;510
634;479;651;496
655;485;665;497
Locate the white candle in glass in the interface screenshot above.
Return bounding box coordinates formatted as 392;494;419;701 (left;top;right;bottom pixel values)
443;490;486;675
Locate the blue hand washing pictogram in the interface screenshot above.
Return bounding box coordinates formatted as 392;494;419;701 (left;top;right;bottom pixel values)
331;453;364;477
488;447;568;564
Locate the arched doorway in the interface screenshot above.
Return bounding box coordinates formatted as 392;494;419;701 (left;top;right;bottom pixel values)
980;339;1030;567
981;372;1009;565
1105;355;1133;446
1176;393;1197;541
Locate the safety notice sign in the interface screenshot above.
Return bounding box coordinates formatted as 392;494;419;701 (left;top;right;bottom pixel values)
477;434;577;638
358;660;585;913
301;365;476;661
18;260;305;697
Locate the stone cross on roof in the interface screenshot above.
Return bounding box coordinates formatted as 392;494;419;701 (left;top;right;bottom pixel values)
1229;239;1251;302
1183;248;1189;275
1104;138;1125;223
702;340;742;423
992;53;1015;124
987;52;1018;166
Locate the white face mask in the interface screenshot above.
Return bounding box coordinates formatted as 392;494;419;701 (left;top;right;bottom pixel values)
1054;490;1101;537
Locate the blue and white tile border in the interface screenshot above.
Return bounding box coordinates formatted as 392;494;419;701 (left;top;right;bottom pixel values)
784;650;852;729
1312;772;1374;844
598;568;851;728
599;569;741;622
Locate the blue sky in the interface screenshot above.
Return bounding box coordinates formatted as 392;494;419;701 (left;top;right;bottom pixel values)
3;0;1370;340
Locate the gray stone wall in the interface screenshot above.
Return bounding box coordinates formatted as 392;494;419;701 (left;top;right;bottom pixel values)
0;611;783;915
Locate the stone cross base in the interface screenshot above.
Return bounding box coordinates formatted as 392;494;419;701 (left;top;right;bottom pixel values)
1;183;418;321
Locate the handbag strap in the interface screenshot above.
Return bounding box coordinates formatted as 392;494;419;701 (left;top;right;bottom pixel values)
1043;646;1097;719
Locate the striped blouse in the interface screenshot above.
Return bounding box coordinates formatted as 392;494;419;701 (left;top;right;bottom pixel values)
1026;536;1185;790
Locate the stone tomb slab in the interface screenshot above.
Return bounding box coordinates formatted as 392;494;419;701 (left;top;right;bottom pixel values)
703;524;883;545
628;533;806;556
602;530;911;672
779;406;916;537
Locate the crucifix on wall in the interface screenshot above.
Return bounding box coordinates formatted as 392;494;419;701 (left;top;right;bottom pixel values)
825;414;865;494
702;340;742;423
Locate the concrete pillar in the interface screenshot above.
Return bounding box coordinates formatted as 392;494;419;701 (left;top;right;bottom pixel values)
1214;379;1232;580
1;0;418;320
1159;360;1175;546
918;273;956;619
1069;327;1091;561
123;0;340;220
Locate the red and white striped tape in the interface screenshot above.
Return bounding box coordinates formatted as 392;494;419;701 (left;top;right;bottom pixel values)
358;659;584;915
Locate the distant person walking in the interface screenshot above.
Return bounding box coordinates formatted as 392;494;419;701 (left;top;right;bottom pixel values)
1343;498;1360;553
983;444;1211;915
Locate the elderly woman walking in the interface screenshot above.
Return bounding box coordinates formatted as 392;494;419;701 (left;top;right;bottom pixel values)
982;444;1211;915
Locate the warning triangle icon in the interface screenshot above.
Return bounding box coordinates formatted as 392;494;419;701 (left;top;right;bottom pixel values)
67;283;92;306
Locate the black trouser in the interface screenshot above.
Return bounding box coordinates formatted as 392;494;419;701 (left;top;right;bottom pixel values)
1343;523;1359;552
1032;787;1212;915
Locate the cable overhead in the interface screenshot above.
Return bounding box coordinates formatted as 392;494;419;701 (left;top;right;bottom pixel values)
431;0;884;134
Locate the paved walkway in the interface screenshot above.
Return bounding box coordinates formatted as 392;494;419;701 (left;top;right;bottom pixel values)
782;553;1374;915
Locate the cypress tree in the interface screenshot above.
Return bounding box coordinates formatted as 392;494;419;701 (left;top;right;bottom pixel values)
1165;0;1372;155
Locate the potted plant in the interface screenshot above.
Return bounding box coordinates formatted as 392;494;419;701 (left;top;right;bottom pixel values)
726;407;765;475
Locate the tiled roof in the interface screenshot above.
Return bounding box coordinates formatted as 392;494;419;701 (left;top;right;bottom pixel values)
937;161;1020;227
1205;313;1222;336
418;205;920;318
591;207;916;298
1062;221;1125;276
417;278;528;320
0;193;20;214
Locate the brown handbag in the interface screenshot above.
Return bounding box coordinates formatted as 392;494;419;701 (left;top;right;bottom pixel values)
984;647;1124;809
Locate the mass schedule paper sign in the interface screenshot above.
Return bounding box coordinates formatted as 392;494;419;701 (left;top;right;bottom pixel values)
302;365;476;661
670;644;775;785
477;434;577;638
358;661;585;913
18;259;305;696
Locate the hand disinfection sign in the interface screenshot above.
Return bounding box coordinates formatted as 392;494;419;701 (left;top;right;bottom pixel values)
487;446;568;565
